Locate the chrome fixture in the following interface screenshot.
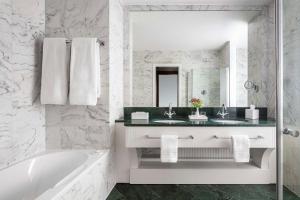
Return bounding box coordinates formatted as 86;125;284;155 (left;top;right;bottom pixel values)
164;103;176;119
213;135;264;140
217;104;229;119
146;135;194;140
244;80;259;93
283;128;300;138
66;39;105;46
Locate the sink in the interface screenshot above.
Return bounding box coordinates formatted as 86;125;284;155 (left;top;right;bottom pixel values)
153;119;186;124
210;119;248;124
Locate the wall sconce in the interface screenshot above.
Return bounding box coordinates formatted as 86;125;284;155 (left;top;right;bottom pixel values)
244;80;259;93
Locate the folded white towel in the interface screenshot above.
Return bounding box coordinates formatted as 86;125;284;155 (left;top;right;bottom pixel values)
161;135;178;163
69;38;100;105
231;135;250;163
41;38;68;105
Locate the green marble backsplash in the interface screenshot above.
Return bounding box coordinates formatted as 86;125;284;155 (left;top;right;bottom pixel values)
123;107;269;120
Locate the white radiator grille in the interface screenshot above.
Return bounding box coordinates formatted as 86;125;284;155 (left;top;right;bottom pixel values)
179;148;232;159
141;148;233;160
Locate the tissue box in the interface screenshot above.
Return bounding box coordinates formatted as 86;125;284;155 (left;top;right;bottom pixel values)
131;112;149;120
245;109;259;120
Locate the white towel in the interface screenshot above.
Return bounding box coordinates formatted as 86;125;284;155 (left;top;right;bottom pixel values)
41;38;68;105
160;135;178;163
69;38;100;105
231;135;250;163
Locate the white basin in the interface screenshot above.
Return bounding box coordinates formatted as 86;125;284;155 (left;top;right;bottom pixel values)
153;119;186;124
210;119;248;124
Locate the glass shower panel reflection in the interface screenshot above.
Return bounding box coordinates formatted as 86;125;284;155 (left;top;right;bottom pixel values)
283;0;300;199
191;68;221;107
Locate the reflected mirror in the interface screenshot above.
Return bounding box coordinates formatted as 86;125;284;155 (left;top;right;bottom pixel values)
130;10;264;107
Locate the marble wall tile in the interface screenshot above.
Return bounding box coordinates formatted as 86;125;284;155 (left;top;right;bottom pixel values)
248;3;276;118
283;0;300;196
45;0;111;149
0;0;45;169
132;50;220;107
45;0;124;197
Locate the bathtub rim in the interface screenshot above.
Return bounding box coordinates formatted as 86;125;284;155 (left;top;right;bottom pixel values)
0;149;87;172
36;149;109;200
0;149;109;200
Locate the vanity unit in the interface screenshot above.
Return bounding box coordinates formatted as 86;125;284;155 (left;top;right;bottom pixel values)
116;107;276;184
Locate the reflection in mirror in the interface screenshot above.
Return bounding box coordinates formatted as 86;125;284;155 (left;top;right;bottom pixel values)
131;11;261;107
155;66;179;107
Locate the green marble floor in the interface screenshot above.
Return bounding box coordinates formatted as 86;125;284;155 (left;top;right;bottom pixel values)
107;184;300;200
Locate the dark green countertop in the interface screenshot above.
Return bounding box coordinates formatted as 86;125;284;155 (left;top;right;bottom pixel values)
115;118;125;122
120;117;276;127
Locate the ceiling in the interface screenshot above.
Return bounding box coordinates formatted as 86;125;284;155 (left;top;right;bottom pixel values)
131;11;260;51
124;0;273;6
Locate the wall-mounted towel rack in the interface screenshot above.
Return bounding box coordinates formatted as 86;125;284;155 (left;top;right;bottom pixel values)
145;135;194;140
66;39;105;46
213;135;264;140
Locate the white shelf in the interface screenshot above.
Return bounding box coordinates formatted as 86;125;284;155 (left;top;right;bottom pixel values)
139;161;258;169
130;162;274;184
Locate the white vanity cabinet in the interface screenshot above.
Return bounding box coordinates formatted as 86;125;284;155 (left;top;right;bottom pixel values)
125;126;275;148
116;123;276;184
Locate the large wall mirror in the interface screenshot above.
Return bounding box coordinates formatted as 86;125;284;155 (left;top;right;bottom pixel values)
129;10;274;108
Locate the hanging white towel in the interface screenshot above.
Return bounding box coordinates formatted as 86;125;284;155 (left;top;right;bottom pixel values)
231;135;250;163
69;38;100;105
161;135;178;163
40;38;68;105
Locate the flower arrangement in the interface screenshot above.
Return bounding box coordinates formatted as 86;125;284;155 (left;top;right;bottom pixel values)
190;98;204;108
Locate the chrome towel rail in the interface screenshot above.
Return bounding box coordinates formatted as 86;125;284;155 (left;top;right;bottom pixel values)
145;135;194;140
213;135;264;140
66;39;105;46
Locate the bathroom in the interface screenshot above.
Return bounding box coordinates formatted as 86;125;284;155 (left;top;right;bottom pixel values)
0;0;299;199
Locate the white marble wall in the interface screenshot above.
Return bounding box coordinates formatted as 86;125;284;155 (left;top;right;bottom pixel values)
283;0;300;196
45;0;111;149
0;0;45;170
191;68;220;107
45;0;124;195
248;3;276;118
132;50;220;106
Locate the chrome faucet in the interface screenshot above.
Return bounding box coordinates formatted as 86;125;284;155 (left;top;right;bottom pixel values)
217;104;229;119
164;103;176;119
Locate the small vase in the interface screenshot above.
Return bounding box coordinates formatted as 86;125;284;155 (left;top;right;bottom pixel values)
195;107;200;117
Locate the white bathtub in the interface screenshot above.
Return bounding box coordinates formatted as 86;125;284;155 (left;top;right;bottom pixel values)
0;150;109;200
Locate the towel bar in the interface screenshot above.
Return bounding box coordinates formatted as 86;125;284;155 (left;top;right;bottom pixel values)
213;135;264;140
66;39;105;46
145;135;194;140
